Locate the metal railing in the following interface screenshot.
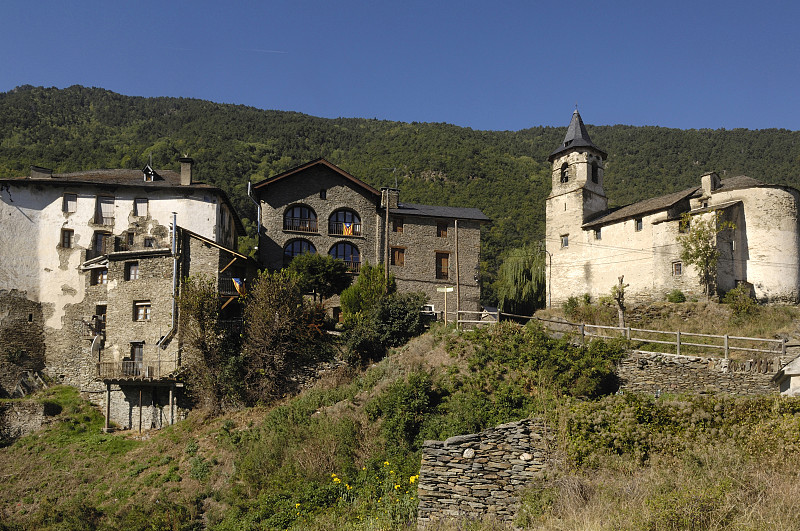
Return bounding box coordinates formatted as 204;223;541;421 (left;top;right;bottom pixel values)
96;360;179;380
328;221;362;236
283;217;318;233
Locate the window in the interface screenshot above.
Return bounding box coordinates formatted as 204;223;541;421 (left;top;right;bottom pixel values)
329;209;362;236
594;228;601;240
92;231;113;256
144;237;155;248
134;301;151;321
90;268;108;285
560;234;569;248
436;222;448;238
635;218;643;232
134;198;148;217
283;239;316;264
672;262;683;276
95;305;106;335
127;232;135;247
392;217;404;233
126;343;143;376
560;162;569;184
330;242;360;272
391;247;405;267
62;193;77;213
284;205;318;233
435;252;449;280
591;162;599;184
319;189;327;200
95;196;114;225
125;262;139;281
60;229;74;248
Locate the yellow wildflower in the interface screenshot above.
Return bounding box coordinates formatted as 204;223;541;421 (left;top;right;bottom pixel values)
394;484;400;490
383;461;389;466
295;503;301;508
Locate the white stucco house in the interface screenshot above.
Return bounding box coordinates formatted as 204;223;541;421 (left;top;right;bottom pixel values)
546;110;800;306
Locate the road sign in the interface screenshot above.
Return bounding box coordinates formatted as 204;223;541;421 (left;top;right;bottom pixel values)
436;287;454;293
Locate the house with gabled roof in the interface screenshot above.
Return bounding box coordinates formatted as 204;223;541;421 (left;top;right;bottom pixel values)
252;158;490;318
546;110;800;305
0;158;257;430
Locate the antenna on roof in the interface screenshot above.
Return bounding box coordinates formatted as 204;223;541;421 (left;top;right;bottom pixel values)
383;167;398;188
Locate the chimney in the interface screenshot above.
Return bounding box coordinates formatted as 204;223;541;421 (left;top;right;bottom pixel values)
179;157;193;186
701;171;720;196
381;187;400;209
30;166;53;179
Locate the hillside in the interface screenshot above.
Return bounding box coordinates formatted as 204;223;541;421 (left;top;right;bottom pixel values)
3;85;800;304
3;309;800;529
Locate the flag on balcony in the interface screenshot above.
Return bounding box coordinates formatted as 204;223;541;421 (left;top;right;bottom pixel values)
342;222;353;235
232;278;245;296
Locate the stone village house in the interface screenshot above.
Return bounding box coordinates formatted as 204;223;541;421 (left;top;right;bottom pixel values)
546;110;800;307
0;159;256;430
252;158;489;319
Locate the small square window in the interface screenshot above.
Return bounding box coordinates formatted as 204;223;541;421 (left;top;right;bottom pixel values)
60;229;74;248
436;222;448;238
561;234;569;248
391;247;405;267
134;198;148;217
435;252;449;280
62;193;77;213
127;232;135;246
125;262;139;281
90;268;108;285
134;301;151;321
594;228;601;240
144;237;155;248
319;189;327;200
635;218;643;232
672;262;683;276
392;218;404;233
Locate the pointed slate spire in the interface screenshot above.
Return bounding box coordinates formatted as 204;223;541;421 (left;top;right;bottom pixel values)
548;109;607;161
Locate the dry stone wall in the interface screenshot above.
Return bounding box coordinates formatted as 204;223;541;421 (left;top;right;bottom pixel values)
0;399;58;443
417;418;554;526
618;351;781;395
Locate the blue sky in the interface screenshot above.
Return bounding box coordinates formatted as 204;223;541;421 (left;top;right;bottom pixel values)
2;1;798;131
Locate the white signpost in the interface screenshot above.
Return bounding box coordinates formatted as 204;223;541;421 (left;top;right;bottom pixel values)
436;286;454;324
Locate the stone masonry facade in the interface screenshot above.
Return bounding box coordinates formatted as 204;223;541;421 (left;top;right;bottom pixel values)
417;418;554;526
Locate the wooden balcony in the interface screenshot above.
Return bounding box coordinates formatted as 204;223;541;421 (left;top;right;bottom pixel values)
96;360;179;381
344;260;361;273
283;218;318;233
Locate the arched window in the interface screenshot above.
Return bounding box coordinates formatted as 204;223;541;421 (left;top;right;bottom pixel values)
328;209;362;236
591;162;599;184
283;239;316;265
560;162;569;184
329;242;360;272
283;205;317;233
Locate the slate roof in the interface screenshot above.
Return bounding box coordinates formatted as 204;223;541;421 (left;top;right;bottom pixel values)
548;110;607;162
390;202;490;222
252;158;381;197
582;186;698;228
714;175;764;192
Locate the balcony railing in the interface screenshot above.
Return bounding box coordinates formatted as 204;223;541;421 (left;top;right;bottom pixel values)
284;217;318;233
343;260;361;273
96;360;179;380
219;277;245;297
328;222;362;236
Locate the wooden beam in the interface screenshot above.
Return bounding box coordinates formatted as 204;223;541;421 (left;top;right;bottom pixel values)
220;296;236;310
219;256;238;274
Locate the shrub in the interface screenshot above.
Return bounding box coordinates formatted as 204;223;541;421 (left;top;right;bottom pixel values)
723;284;758;317
666;289;686;303
563;296;581;320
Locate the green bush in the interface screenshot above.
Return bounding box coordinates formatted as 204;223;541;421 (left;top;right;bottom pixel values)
723;284;758;317
666;289;686;303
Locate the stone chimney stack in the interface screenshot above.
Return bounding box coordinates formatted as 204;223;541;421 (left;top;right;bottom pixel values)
179;157;193;186
381;187;400;209
30;166;53;179
701;171;720;196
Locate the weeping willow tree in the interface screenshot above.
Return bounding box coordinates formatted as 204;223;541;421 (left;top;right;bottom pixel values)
495;243;546;316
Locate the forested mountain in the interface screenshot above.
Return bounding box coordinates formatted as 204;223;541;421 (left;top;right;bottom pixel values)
2;85;800;302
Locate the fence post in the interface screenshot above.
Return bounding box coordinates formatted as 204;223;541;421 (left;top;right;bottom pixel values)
676;331;681;356
724;335;729;360
579;324;585;345
626;327;631;340
782;338;787;357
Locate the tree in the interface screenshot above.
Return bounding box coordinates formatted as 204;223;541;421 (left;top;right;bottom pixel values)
677;211;735;299
611;276;629;328
178;275;243;411
242;269;330;403
287;252;352;301
494;243;545;316
339;263;395;323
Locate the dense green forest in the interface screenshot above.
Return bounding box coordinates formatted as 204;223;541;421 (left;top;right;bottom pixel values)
2;85;800;302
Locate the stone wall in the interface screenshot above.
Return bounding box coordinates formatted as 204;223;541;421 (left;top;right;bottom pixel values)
103;384;188;431
0;290;46;397
618;351;781;395
0;399;59;443
417;418;554;526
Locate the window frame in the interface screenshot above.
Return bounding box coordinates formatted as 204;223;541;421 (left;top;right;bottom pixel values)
283;204;318;233
560;162;569;184
133;301;151;322
134;198;149;217
328;209;362;236
594;228;601;240
435;252;450;280
672;261;683;276
94;196;115;225
391;247;405;267
436;222;448;238
60;228;74;248
62;193;77;213
329;241;361;272
283;239;317;265
635;218;643;232
392;217;404;233
125;261;139;281
90;268;108;286
560;234;569;248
